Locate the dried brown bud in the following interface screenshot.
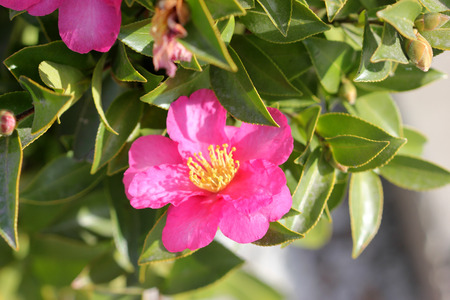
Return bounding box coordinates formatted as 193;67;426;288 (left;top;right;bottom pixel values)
339;77;357;104
405;30;433;72
415;13;450;32
0;110;16;136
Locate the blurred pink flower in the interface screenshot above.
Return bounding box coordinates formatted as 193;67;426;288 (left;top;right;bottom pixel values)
123;89;293;252
0;0;122;53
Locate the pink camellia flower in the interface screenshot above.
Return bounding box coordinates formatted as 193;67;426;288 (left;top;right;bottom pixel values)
123;89;293;252
0;0;122;53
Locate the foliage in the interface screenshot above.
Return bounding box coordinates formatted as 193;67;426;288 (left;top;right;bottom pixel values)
1;0;450;298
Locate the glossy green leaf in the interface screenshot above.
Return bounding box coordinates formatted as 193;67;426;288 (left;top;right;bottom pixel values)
91;91;143;174
421;28;450;50
3;41;95;83
379;155;450;190
20;155;104;204
253;221;303;246
111;43;147;82
180;0;237;71
205;0;246;20
326;135;389;168
281;149;336;234
376;0;422;40
136;65;165;93
210;47;278;126
292;105;321;160
316;113;406;172
141;68;210;109
325;0;347;22
0;91;33;118
327;171;349;212
19;76;73;134
139;212;194;265
419;0;450;12
398;126;427;156
92;54;118;135
303;37;355;93
118;19;153;57
354;19;391;82
231;35;302;97
240;1;329;43
346;92;402;137
371;23;409;64
355;64;446;92
256;0;293;36
217;16;236;46
161;241;244;295
0;131;22;250
350;171;383;258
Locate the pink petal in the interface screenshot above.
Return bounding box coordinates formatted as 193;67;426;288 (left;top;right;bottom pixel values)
0;0;41;11
162;195;222;252
153;36;192;77
58;0;121;53
128;135;183;173
219;203;269;243
167;89;229;158
124;164;204;209
231;107;293;165
26;0;60;16
220;159;287;214
259;185;292;222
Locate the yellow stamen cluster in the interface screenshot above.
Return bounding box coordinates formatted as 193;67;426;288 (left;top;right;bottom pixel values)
187;144;240;193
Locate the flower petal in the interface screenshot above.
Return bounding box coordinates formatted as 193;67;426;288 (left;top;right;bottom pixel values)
58;0;121;53
220;159;287;214
162;195;222;252
124;164;203;209
259;185;292;222
167;89;228;158
26;0;60;16
0;0;41;11
231;107;293;165
219;203;269;243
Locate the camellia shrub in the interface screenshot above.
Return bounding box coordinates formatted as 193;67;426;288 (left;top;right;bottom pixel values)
0;0;449;298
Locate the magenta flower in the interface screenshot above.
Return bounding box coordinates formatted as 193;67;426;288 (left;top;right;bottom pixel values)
0;0;122;53
123;89;293;252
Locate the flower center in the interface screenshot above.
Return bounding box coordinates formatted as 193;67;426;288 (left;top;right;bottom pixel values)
187;144;240;193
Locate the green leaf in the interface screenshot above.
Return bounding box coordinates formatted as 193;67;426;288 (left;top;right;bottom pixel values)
316;113;407;171
92;54;118;135
303;37;355;93
19;76;73;134
420;28;450;50
210;47;278;126
20;155;104;204
237;0;255;9
398;126;427;156
350;171;383;258
118;19;153;57
292;105;321;160
217;16;236;46
281;149;336;234
325;0;347;22
327;171;349;212
345;92;402;137
0;131;22;250
354;19;392;82
253;222;303;246
355;64;446;92
134;0;154;10
107;142;131;175
161;241;244;295
294;215;332;249
3;41;95;84
256;0;293;36
139;212;194;265
419;0;450;12
371;23;409;64
91;91;143;174
325;135;389;168
376;0;422;40
205;0;246;20
379;155;450;190
141;68;210;109
231;35;302;97
111;43;147;82
240;1;329;43
180;0;237;71
136;65;165;93
0;91;33;117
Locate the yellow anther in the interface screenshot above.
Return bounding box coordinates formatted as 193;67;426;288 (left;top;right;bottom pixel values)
187;144;240;192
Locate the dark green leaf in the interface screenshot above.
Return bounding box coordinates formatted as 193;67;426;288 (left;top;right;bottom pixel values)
350;171;383;258
134;0;154;10
376;0;422;40
136;65;164;93
379;155;450;190
210;47;278;126
237;0;255;9
253;222;303;246
325;0;347;22
217;16;236;46
421;28;450;50
398;126;427;156
112;43;147;82
0;131;22;250
292;105;321;159
371;23;409;64
205;0;246;20
0;91;33;117
256;0;293;36
107;142;131;175
327;171;349;212
118;19;153;57
240;1;329;43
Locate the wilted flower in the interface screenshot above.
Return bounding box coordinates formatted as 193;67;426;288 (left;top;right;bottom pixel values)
123;89;293;252
0;110;16;136
405;29;433;72
0;0;122;53
151;0;192;77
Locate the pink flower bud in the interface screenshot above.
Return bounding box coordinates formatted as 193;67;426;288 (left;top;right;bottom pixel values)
0;110;16;136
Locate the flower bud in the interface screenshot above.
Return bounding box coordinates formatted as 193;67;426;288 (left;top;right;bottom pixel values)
415;13;450;31
0;110;16;136
339;77;357;104
405;30;433;72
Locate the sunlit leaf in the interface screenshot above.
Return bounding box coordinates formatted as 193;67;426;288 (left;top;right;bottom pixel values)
111;43;147;82
421;28;450;50
371;23;409;64
398;126;427;156
253;222;303;246
376;0;422;40
118;19;153;57
325;0;347;22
